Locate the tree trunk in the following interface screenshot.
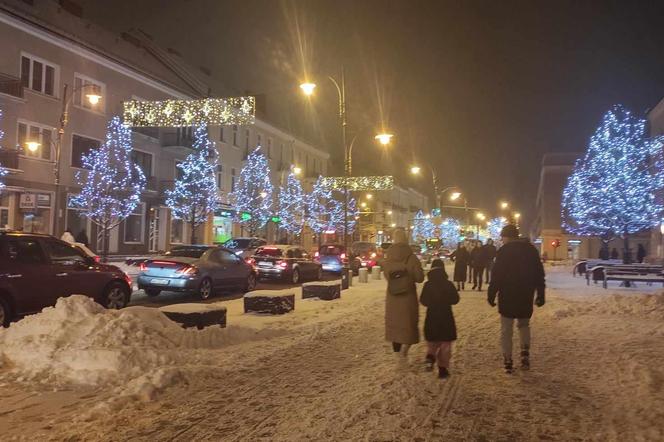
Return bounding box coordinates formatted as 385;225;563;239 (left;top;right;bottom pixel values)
190;208;197;244
101;220;110;263
623;232;632;264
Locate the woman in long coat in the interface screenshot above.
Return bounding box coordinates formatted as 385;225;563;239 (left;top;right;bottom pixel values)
450;242;469;291
382;228;425;357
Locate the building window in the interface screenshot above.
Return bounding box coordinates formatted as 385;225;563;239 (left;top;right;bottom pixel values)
71;134;102;168
231;168;237;191
131;150;153;178
232;125;238;146
217;164;224;190
124;203;145;243
245;129;250;149
73;74;105;112
20;53;58;96
17;121;53;160
170;217;184;244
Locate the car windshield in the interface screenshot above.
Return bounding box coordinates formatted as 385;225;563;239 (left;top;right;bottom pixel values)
223;238;251;249
165;247;209;258
255;247;283;257
320;245;344;255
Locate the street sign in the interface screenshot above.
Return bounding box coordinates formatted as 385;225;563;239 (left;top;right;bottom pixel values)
240;212;252;221
321;176;394;191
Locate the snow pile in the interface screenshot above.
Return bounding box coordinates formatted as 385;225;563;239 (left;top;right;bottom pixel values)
552;293;664;320
0;295;278;396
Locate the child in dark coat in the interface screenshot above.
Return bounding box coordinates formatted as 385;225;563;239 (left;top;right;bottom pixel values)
420;259;460;379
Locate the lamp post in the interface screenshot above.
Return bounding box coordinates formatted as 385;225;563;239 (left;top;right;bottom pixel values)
300;72;392;253
25;83;102;236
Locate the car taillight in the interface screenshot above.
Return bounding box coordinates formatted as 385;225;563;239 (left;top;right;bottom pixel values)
315;251;320;258
94;255;101;263
139;262;147;272
340;253;346;259
123;272;132;286
177;266;199;276
370;252;377;258
246;257;255;266
276;260;288;269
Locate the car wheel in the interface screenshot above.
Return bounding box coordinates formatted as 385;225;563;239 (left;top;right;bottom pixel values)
199;278;213;300
145;288;161;297
103;282;129;309
0;296;11;327
291;268;300;284
244;273;257;292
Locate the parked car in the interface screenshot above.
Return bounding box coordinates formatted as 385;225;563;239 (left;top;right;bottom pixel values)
0;231;132;327
222;237;267;260
72;242;100;262
251;245;323;284
315;244;361;274
137;245;257;299
351;241;378;269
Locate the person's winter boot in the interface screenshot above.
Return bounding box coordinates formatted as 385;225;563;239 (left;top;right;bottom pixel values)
504;357;514;374
438;367;450;379
425;354;435;371
392;342;402;353
520;349;530;370
472;284;477;290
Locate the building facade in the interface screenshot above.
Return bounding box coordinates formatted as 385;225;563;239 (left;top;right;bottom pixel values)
0;0;329;255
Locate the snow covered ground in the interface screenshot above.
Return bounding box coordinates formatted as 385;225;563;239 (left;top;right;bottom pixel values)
1;264;663;440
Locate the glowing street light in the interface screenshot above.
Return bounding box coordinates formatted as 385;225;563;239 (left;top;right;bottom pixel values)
450;192;462;201
514;212;521;220
86;93;102;105
390;223;396;228
500;201;509;209
476;212;486;221
374;133;393;146
366;193;373;199
25;141;40;152
410;166;421;175
360;202;367;208
387;210;393;215
292;166;302;175
299;82;316;96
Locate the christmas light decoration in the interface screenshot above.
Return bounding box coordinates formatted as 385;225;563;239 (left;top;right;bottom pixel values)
0;109;6;192
165;124;219;243
71;116;146;258
486;217;507;244
321;175;394;191
306;176;334;234
439;217;462;248
411;210;435;242
278;171;305;235
123;97;255;127
231;147;274;235
562;105;664;261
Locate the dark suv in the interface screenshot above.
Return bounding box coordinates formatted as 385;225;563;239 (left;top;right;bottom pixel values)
252;245;323;284
0;231;132;326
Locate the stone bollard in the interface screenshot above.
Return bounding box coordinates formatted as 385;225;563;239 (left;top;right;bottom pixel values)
372;265;382;280
358;267;369;283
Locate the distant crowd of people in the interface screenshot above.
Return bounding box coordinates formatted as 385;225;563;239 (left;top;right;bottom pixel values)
382;225;545;378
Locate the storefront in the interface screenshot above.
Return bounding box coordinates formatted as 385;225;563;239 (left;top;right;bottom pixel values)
14;190;53;234
213;208;234;244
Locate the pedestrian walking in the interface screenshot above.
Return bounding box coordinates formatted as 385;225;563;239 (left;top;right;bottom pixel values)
60;228;75;244
382;228;425;359
471;240;488;291
420;259;459;379
483;239;497;283
450;242;469;290
76;229;90;247
488;225;545;373
466;240;475;283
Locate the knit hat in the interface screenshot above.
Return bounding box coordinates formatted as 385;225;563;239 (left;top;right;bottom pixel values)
500;224;519;238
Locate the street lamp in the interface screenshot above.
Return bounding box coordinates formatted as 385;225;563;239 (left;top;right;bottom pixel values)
299;82;316;96
450;192;461;201
25;87;101;236
374;133;393;145
292;166;302;176
410;166;421;175
500;201;509;210
366;193;373;200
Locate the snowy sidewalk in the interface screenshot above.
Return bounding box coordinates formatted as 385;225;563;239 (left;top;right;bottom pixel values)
1;266;663;440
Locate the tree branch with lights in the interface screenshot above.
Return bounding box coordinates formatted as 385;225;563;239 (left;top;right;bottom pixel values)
231;147;274;236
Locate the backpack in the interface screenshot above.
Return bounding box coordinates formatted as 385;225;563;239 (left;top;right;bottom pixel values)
387;255;414;296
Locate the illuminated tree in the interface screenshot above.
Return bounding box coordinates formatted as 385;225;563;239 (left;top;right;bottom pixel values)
439;217;462;249
562;105;664;262
412;210;434;242
165;124;219;244
231;147;273;236
278;171;305;236
71;116;146;259
487;217;507;244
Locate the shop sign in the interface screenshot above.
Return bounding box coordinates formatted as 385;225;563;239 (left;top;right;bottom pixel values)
19;193;36;209
37;193;51;208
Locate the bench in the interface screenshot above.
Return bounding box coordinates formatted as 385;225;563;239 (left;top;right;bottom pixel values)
159;303;227;329
582;260;623;285
244;289;295;314
302;280;342;300
602;265;664;289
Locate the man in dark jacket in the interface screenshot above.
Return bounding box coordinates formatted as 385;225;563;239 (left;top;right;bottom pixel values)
488;225;545;373
483;239;497;283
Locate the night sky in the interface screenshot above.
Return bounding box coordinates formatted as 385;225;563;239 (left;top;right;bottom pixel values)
79;0;664;226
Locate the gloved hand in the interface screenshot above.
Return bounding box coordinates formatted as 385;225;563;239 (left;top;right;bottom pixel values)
535;296;545;307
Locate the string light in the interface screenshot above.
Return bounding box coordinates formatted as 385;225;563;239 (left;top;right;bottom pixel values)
562;104;664;238
487;217;507;244
70;116;146;251
439;217;462;248
231;147;274;235
123;97;255;127
411;210;435;242
165;124;219;242
321;175;394;191
278;171;305;235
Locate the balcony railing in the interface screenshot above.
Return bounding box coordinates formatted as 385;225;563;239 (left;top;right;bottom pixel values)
0;148;20;170
0;73;23;99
